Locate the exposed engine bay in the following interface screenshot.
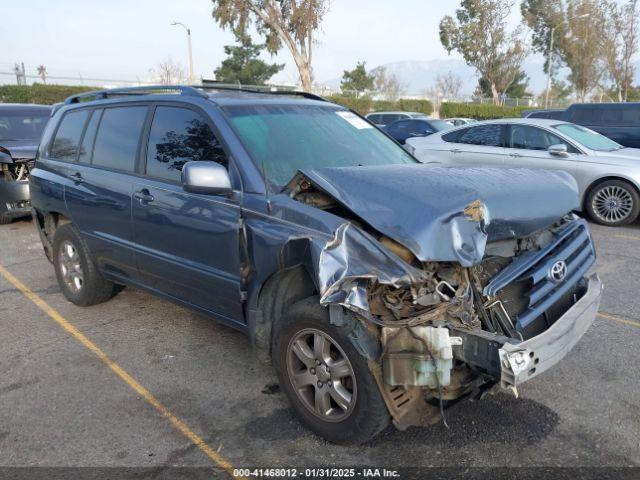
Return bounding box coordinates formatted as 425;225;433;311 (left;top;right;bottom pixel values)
289;174;598;429
1;159;32;182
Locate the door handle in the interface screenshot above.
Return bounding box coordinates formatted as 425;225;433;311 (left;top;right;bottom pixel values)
70;172;84;184
509;153;522;158
450;148;461;154
134;189;155;205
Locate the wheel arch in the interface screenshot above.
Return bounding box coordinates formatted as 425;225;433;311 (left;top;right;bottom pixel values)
247;264;318;359
582;175;640;211
32;209;71;262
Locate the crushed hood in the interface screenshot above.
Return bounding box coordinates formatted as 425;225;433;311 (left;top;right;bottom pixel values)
0;140;38;161
294;165;579;266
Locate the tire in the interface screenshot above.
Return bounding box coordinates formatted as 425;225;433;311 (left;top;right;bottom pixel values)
52;223;117;306
0;214;12;225
273;296;390;444
586;179;640;226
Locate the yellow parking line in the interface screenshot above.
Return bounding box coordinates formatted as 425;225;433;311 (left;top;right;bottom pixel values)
614;233;640;241
0;264;245;480
598;311;640;328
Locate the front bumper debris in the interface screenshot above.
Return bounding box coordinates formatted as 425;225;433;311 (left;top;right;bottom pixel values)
499;272;602;388
0;179;30;218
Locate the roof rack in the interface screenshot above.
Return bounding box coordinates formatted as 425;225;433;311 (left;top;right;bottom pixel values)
62;83;328;106
63;85;205;105
199;81;327;102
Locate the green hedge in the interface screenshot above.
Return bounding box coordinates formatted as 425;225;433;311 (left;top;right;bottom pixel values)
325;95;373;115
440;102;530;120
326;95;434;116
0;83;95;105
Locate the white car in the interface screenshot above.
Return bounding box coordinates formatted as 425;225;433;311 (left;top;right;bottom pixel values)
406;118;640;226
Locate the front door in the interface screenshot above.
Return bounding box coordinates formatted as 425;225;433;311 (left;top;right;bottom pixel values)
502;124;579;175
449;123;508;167
132;104;244;322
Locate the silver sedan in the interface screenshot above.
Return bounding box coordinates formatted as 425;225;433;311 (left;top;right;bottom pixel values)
406;118;640;226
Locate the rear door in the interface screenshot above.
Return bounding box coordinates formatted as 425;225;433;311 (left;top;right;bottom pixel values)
132;103;244;322
62;105;148;280
502;124;579;175
449;123;507;167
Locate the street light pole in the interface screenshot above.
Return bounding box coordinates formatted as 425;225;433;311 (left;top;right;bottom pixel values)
172;21;194;84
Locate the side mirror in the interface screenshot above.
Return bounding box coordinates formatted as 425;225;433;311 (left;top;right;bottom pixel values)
181;161;232;195
548;144;569;157
0;150;12;164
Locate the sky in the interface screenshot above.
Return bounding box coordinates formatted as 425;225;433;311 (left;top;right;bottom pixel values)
0;0;524;88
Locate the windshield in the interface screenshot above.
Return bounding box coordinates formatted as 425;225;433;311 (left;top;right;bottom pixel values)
223;104;417;186
0;109;50;141
429;120;453;131
553;123;622;151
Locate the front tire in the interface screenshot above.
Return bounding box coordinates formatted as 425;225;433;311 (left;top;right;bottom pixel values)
273;296;390;444
0;214;12;225
52;224;117;306
586;179;640;226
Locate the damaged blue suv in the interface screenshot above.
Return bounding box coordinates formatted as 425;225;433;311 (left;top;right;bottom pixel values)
30;86;602;444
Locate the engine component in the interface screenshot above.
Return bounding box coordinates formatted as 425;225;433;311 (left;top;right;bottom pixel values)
381;326;462;388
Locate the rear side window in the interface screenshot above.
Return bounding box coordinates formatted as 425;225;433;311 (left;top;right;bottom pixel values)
380;114;403;124
458;124;504;147
601;106;640;125
367;114;381;124
569;107;602;124
92;106;147;172
442;127;468;143
50;110;89;161
78;109;102;163
145;106;227;182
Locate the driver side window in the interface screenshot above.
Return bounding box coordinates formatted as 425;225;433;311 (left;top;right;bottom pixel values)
509;124;578;153
145;106;227;182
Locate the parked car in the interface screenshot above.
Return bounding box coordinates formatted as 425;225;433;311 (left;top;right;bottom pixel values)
0;104;52;224
31;86;600;444
523;109;565;120
560;103;640;148
407;118;640;226
445;117;477;126
385;118;451;144
365;111;427;128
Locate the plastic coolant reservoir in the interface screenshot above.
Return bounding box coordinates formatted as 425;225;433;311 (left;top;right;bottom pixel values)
382;326;463;388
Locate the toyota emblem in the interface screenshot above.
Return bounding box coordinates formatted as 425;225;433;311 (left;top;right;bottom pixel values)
549;260;568;283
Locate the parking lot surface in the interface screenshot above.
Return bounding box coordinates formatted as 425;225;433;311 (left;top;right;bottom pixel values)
0;217;639;473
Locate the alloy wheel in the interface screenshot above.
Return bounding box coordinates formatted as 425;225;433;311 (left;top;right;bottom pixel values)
58;240;84;293
592;185;634;224
286;328;357;422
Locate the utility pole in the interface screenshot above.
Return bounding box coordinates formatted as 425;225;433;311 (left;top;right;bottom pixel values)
172;21;194;84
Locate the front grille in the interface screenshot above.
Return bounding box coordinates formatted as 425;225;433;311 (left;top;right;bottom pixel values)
484;219;595;339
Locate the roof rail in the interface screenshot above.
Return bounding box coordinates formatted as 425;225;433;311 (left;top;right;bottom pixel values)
63;85;205;105
199;81;327;102
62;83;328;107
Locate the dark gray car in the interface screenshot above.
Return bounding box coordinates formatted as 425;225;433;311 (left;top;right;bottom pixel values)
30;86;601;444
0;104;51;224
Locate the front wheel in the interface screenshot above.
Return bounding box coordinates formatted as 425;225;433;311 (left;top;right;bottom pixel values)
273;297;390;444
586;180;640;226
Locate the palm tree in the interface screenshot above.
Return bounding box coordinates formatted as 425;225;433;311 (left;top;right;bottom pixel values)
37;65;47;84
